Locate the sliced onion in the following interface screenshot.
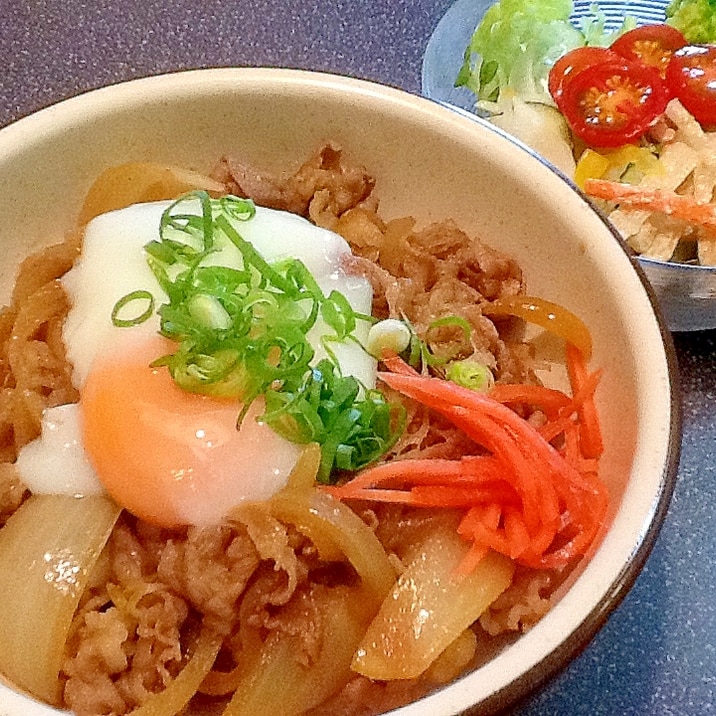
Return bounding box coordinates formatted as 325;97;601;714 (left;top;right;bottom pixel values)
227;443;396;611
221;587;366;716
127;626;222;716
0;494;120;704
352;522;514;680
78;162;226;225
485;295;593;360
268;487;396;608
285;442;322;492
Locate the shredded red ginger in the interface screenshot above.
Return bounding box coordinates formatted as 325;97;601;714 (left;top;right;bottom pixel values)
325;348;608;576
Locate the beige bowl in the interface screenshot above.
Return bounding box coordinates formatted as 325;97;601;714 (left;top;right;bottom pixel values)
0;68;680;715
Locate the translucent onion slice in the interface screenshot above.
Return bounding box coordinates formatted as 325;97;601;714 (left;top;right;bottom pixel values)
267;487;396;609
227;444;395;610
78;162;226;225
221;587;366;716
0;494;121;705
285;442;322;492
352;524;515;680
127;626;222;716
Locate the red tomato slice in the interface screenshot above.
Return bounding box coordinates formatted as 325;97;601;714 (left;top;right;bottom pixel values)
665;45;716;126
611;24;687;78
559;61;670;147
548;46;626;100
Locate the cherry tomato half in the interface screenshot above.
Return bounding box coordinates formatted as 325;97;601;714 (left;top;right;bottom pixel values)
665;45;716;127
559;61;670;147
611;24;687;78
548;46;626;100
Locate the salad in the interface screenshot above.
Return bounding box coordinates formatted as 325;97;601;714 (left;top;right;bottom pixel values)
456;0;716;266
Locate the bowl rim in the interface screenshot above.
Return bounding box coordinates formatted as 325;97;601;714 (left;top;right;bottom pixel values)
0;67;683;716
638;254;716;273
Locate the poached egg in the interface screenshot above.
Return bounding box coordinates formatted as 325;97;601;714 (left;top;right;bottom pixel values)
16;198;375;527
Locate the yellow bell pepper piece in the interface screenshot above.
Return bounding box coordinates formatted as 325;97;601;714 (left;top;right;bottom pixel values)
574;149;611;189
574;146;664;190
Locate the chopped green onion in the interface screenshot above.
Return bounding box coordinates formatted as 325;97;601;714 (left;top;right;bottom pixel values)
425;315;472;346
113;191;401;482
219;195;256;221
404;314;474;370
446;360;495;392
321;290;357;339
365;319;412;357
262;359;404;484
187;294;232;331
111;290;155;327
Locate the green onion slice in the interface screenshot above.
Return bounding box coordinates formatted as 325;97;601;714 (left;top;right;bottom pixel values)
111;191;401;482
111;290;155;327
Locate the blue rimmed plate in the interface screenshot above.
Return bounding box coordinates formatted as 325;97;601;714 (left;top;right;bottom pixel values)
421;0;716;333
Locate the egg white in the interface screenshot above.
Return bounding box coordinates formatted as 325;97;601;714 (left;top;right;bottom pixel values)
14;404;104;496
16;198;376;521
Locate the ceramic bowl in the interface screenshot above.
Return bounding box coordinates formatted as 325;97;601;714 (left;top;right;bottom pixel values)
0;68;680;715
422;0;716;332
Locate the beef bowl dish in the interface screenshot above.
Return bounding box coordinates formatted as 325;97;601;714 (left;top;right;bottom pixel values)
0;69;680;716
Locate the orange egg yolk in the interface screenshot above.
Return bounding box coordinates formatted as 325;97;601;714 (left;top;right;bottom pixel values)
80;337;301;528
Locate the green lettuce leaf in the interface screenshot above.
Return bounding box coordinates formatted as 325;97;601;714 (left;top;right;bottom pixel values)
455;0;583;105
455;0;635;109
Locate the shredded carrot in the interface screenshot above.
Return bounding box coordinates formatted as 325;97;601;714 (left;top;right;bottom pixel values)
326;356;609;574
458;504;500;538
326;454;507;494
491;364;602;453
324;483;519;507
455;540;490;576
504;506;531;559
584;178;716;237
456;504;502;574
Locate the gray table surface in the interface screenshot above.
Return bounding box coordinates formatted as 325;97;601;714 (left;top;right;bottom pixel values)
1;1;715;714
